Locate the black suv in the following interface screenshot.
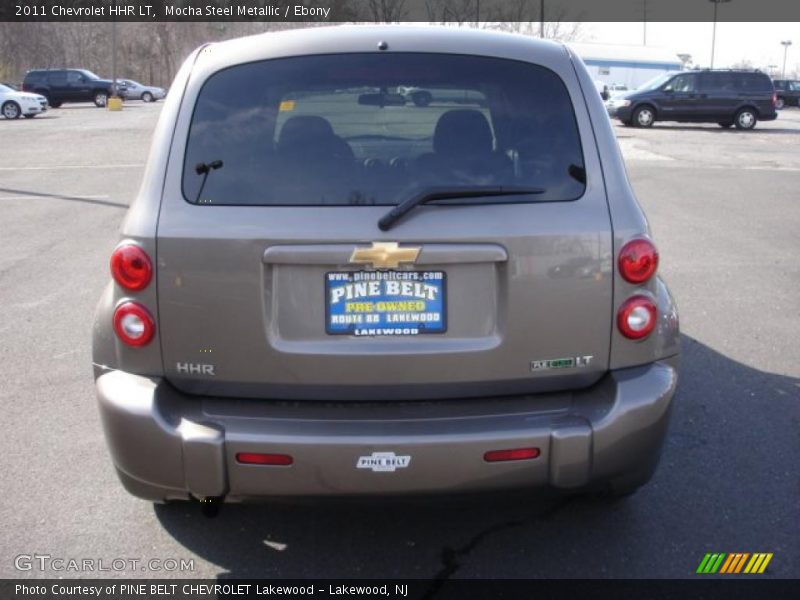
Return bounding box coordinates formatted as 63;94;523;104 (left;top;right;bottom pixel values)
773;80;800;109
22;69;124;108
606;69;777;130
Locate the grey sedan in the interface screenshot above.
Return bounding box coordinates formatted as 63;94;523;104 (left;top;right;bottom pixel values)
118;79;166;102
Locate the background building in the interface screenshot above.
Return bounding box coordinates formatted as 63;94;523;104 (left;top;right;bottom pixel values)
569;42;684;89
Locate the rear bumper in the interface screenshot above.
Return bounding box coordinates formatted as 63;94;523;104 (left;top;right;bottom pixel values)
96;359;678;502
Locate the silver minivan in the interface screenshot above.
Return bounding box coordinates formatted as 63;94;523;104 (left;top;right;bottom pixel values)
93;26;679;508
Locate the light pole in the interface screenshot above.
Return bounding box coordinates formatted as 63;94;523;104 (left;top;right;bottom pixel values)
540;0;544;38
781;40;792;79
643;0;647;46
708;0;731;69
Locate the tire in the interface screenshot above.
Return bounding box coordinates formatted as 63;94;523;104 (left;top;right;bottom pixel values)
1;100;21;120
93;91;108;107
141;91;154;103
411;91;432;107
49;100;62;108
775;97;785;110
734;107;757;130
632;105;655;128
718;122;733;128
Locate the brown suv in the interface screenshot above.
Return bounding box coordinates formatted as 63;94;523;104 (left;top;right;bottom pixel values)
93;26;680;510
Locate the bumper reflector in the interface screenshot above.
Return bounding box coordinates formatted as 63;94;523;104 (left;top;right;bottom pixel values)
484;447;540;462
236;452;293;466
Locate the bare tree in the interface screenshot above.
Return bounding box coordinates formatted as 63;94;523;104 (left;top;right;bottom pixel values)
425;0;480;25
731;58;754;70
366;0;408;21
0;22;330;86
485;0;583;41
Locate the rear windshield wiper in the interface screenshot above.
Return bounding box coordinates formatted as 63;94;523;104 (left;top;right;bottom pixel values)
194;160;223;204
378;185;545;231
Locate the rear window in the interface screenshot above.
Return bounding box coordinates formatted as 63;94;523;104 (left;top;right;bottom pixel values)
738;73;773;92
700;71;773;94
183;53;585;206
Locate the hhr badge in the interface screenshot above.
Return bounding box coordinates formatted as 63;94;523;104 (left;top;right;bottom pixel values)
176;362;216;376
357;452;411;472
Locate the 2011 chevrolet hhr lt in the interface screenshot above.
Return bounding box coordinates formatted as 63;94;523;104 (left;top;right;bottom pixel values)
93;26;680;507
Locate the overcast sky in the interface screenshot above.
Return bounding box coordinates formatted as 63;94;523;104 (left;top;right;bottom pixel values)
584;22;799;72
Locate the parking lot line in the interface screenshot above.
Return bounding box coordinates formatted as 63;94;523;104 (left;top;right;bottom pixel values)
0;195;109;201
0;163;144;171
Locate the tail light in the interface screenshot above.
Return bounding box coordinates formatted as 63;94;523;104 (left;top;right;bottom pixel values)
236;452;294;466
772;92;778;107
110;244;152;291
618;238;658;284
484;448;540;462
113;302;155;346
617;296;657;340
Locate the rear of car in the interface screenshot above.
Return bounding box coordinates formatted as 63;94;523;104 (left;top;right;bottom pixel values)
608;69;777;129
93;27;679;505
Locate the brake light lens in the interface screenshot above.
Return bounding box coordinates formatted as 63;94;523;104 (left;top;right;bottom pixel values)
113;302;155;346
617;296;657;340
618;238;658;284
484;448;540;462
110;244;152;291
236;452;294;466
772;92;778;106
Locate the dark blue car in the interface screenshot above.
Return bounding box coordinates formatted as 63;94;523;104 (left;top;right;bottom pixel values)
606;70;777;130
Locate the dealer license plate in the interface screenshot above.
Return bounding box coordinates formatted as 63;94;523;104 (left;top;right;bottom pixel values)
325;271;447;336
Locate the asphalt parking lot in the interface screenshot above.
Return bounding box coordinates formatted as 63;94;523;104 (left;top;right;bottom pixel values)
1;103;798;581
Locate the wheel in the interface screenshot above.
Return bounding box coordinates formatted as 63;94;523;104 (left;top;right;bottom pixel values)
411;91;432;107
718;121;733;128
23;114;36;119
775;97;785;110
632;105;655;128
734;107;757;130
2;101;21;120
49;100;61;108
141;91;154;103
93;91;108;107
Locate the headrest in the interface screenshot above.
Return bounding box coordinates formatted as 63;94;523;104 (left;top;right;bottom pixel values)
433;109;494;157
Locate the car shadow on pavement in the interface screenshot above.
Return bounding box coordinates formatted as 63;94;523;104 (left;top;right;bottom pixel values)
639;125;800;135
154;334;799;579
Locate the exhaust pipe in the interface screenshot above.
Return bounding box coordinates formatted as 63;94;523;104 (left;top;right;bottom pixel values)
198;496;221;518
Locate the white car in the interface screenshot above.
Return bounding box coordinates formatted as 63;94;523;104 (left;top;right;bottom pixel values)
118;79;166;102
0;83;47;119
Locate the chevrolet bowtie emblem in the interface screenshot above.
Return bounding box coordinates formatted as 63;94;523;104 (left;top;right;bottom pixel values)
349;242;421;269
